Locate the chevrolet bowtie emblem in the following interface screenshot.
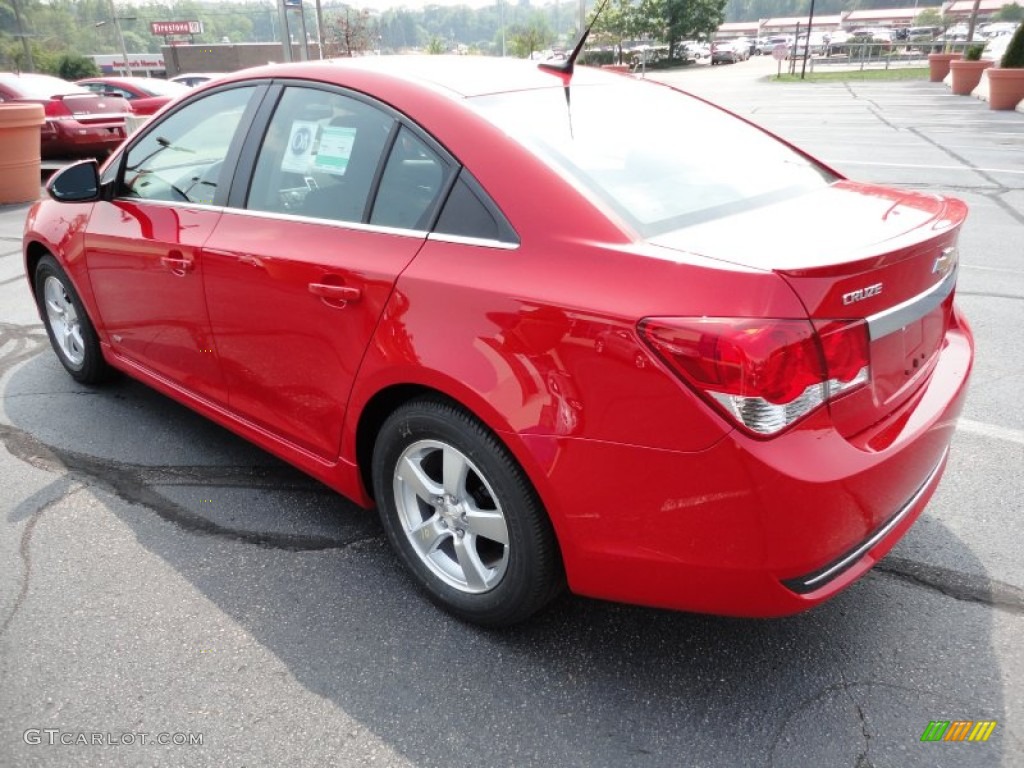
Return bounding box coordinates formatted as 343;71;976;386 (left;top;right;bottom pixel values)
933;247;957;278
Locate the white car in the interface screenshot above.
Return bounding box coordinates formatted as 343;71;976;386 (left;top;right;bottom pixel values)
982;34;1013;63
168;72;225;88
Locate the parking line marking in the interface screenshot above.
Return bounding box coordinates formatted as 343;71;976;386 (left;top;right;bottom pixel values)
830;160;1024;175
958;418;1024;446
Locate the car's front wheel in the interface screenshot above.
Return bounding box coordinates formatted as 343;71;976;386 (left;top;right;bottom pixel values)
34;254;111;384
372;398;564;626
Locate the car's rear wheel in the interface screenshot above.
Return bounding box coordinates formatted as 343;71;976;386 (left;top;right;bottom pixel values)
372;397;564;626
34;254;110;384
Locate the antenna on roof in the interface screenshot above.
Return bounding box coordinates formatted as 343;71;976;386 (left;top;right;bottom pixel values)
539;0;611;77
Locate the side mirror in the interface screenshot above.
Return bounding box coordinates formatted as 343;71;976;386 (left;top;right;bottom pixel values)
47;160;100;203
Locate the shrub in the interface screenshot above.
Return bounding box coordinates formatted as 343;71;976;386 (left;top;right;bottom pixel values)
964;43;985;61
56;55;100;80
1001;22;1024;67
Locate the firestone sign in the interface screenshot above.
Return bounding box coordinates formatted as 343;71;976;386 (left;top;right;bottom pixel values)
150;20;203;36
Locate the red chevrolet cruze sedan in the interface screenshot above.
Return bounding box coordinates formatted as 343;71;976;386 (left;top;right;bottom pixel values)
24;57;974;626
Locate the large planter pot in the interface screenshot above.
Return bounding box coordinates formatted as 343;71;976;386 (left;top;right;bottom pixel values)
987;67;1024;110
0;103;44;205
950;59;994;95
928;52;961;82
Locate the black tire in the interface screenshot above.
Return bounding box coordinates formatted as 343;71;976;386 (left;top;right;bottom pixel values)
372;397;564;627
34;254;111;384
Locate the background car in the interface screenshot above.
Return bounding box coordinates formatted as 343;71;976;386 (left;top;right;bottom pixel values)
0;72;128;158
983;33;1013;62
76;76;188;116
677;41;710;61
757;36;793;56
25;57;973;627
169;72;225;88
711;42;741;64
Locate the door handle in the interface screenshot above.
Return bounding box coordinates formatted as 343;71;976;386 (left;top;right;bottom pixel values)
308;282;362;305
161;255;194;275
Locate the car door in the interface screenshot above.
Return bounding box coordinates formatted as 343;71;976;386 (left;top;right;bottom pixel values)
201;84;453;459
85;84;262;405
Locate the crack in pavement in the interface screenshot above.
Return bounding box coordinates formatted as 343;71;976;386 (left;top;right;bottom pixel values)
0;422;377;552
906;125;1024;225
839;668;873;768
876;555;1024;615
0;481;83;642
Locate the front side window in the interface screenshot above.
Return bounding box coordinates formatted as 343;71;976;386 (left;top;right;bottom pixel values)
246;87;395;224
121;86;255;205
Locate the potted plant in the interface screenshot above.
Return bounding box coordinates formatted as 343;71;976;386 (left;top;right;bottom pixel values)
928;46;961;82
950;43;994;95
988;24;1024;110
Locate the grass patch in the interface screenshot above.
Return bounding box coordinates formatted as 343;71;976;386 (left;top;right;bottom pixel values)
771;67;929;83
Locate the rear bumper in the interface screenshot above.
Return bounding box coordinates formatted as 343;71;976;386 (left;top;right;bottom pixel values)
524;317;973;617
41;120;126;158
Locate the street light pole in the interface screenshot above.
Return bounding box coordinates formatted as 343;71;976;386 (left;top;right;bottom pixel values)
108;0;132;76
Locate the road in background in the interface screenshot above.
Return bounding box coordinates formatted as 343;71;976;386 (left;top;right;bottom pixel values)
1;58;1022;766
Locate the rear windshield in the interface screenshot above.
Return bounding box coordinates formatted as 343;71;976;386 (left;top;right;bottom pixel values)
0;75;92;99
470;82;835;237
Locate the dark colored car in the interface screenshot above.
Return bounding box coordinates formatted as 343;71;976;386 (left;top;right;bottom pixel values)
0;72;129;158
711;42;741;64
77;76;189;116
25;57;973;626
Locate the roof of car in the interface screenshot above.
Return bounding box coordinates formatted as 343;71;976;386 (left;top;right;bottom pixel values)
216;55;618;100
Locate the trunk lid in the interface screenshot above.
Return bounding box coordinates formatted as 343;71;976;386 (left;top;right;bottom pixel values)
55;93;129;123
649;181;966;438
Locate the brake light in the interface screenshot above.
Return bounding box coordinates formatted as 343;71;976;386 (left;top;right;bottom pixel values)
639;317;869;436
43;99;73;120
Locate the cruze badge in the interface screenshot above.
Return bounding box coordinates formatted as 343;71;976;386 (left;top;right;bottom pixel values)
842;283;883;305
933;248;957;278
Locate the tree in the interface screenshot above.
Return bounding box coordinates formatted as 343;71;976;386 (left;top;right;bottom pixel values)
652;0;727;61
592;0;658;63
426;35;446;54
57;54;99;80
995;3;1024;22
328;7;372;57
508;19;553;58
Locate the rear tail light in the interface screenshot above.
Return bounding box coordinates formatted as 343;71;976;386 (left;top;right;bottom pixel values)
43;99;73;121
639;317;869;436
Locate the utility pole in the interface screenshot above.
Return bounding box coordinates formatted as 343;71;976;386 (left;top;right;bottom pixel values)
11;0;35;72
315;0;326;58
278;0;293;62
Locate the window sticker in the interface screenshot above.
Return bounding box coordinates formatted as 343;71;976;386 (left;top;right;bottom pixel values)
281;120;318;174
313;125;357;175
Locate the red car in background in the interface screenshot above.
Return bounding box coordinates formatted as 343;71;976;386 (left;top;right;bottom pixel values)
0;72;129;158
76;76;189;116
24;57;973;626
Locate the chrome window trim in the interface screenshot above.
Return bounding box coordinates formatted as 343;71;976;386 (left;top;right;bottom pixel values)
427;232;520;250
111;197;226;214
866;265;957;341
220;206;431;239
785;446;948;593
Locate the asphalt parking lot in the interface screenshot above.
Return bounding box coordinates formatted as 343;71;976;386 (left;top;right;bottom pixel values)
1;58;1022;767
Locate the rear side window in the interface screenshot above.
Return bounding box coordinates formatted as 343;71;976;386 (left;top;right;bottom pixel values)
246;86;394;224
369;127;447;230
434;172;517;244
